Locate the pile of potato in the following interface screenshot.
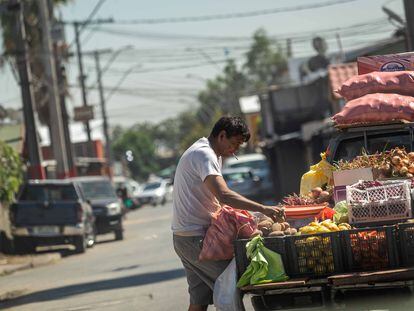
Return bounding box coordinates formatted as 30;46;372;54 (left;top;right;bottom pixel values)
251;215;297;238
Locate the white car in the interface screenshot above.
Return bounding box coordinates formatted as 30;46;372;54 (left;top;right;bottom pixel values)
136;180;172;206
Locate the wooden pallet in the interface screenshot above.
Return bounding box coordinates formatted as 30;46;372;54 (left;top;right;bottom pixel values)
327;268;414;286
240;278;309;294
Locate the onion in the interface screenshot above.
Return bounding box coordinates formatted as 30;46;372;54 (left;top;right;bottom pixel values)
392;156;401;165
311;187;323;198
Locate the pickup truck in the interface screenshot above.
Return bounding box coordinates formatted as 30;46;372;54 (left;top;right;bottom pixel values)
10;180;96;254
75;176;124;240
237;122;414;310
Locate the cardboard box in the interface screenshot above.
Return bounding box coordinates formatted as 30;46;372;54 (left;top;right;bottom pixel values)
357;52;414;75
333;167;374;186
333;185;347;204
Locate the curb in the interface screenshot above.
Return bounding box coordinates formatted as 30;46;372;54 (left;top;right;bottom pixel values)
0;252;61;277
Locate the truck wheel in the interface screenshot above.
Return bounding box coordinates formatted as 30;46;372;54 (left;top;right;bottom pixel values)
73;235;87;254
86;225;96;248
114;229;124;241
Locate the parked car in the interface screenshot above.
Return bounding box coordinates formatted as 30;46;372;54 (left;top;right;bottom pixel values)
136;179;172;206
75;176;124;241
113;176;140;209
224;153;274;198
10;180;96;254
222;167;262;199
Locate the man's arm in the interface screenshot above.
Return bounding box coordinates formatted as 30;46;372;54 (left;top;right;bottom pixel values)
204;175;284;221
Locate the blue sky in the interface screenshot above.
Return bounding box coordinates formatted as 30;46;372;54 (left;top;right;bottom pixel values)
0;0;405;127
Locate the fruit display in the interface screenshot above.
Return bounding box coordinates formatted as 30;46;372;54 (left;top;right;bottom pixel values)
252;215;297;238
293;235;336;275
347;230;391;270
299;219;351;235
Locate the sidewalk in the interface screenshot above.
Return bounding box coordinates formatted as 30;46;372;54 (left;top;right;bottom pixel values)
0;252;61;277
0;252;62;301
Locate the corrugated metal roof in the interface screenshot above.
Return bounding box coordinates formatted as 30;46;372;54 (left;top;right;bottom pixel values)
328;62;358;99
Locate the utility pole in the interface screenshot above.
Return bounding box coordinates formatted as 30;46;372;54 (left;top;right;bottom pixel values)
67;18;113;148
11;1;45;179
92;49;113;178
74;21;92;142
335;33;345;62
48;0;77;177
37;0;69;178
404;0;414;51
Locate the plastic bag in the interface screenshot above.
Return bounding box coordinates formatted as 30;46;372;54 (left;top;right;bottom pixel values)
237;236;289;287
332;93;414;125
300;153;334;196
213;258;244;311
337;71;414;101
199;206;256;261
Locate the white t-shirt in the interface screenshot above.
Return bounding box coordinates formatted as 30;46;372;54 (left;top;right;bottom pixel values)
171;137;222;236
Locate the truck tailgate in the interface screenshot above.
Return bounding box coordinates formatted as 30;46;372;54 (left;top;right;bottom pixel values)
14;202;78;226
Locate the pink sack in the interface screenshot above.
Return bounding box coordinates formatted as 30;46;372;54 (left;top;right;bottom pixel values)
199;206;256;261
337;71;414;101
332;93;414;126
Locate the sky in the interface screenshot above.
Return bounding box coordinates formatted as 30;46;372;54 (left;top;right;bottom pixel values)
0;0;405;130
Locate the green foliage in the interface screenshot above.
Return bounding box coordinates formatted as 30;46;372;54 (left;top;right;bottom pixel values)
112;129;159;181
0;141;22;205
245;29;289;89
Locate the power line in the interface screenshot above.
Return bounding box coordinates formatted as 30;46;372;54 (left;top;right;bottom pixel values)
113;0;359;25
67;0;107;48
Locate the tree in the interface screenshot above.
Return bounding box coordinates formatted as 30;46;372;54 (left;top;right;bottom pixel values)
244;28;289;89
0;140;22;205
112;129;159;181
0;0;70;127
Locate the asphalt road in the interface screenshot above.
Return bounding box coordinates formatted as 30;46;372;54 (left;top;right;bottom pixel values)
0;202;254;311
2;201;414;311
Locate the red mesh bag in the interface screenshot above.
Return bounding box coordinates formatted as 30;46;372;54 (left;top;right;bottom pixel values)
337;71;414;101
199;206;256;261
332;93;414;126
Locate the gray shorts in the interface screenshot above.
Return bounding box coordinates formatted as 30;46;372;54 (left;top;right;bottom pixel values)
173;234;231;306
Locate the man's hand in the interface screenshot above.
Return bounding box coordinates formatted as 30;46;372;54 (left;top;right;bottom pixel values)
261;205;285;222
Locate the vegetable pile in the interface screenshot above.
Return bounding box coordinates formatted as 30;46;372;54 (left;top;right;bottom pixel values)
349;230;389;270
294;236;335;275
299;219;351;235
253;215;297;238
336;147;414;178
283;186;332;206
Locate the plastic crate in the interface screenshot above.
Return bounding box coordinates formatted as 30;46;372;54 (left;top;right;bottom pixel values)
341;226;397;272
346;180;410;204
285;232;343;278
397;222;414;267
346;181;411;225
234;237;288;279
348;199;411;225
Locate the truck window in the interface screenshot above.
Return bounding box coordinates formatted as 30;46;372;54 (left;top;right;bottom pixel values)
80;180;117;200
368;132;411;154
20;185;78;201
333;137;365;162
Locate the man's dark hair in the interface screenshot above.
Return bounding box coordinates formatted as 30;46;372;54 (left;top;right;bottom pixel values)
210;116;250;142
